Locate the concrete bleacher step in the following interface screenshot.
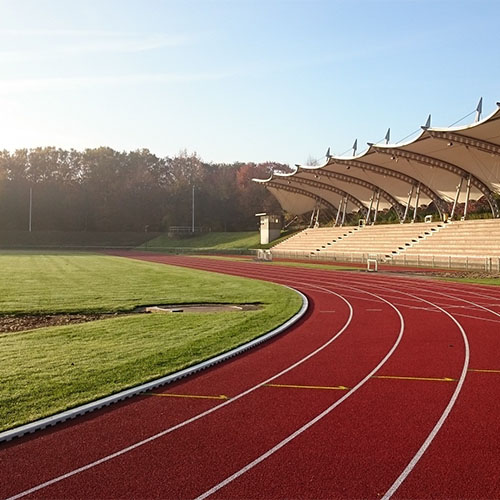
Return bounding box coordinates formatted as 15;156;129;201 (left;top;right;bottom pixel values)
271;219;500;265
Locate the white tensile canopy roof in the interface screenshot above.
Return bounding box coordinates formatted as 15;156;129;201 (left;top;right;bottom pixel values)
254;101;500;221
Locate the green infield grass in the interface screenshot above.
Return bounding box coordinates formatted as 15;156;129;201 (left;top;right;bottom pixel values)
0;252;301;432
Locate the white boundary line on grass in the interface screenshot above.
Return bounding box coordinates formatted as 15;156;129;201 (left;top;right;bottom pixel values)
0;287;308;444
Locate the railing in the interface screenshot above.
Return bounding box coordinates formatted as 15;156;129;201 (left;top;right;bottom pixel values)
270;249;500;272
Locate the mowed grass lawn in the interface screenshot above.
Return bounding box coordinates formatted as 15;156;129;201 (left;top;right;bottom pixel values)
0;252;301;432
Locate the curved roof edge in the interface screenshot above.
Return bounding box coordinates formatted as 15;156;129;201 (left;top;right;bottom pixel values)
253;100;500;219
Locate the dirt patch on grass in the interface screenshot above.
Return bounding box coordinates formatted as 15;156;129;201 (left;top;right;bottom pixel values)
0;313;120;335
0;303;263;334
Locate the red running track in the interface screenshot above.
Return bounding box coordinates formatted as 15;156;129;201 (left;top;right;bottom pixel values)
1;254;500;499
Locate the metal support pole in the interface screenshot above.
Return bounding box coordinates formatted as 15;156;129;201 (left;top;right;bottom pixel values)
372;190;380;224
412;183;421;223
463;174;472;219
309;207;316;228
451;177;464;220
403;185;414;223
366;191;375;224
29;187;32;232
334;202;341;226
341;197;347;226
314;207;320;227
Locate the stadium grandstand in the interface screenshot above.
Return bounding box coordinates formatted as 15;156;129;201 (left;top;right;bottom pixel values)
254;99;500;271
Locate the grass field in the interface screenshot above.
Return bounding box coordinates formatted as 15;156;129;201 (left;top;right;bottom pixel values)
0;252;301;432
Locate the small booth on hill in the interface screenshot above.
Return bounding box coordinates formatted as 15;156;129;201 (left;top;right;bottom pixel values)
256;213;281;245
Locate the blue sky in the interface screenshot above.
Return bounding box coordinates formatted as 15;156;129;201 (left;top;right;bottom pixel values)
0;0;499;165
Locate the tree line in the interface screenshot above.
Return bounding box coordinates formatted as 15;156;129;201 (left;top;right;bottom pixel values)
0;147;285;232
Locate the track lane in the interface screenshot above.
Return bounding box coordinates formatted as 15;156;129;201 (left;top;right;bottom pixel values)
2;253;498;498
112;256;467;498
196;258;499;498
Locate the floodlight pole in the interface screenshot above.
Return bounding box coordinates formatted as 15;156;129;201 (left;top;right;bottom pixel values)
29;187;32;232
191;184;195;233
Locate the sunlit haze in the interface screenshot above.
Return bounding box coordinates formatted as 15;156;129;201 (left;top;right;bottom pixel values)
1;0;499;165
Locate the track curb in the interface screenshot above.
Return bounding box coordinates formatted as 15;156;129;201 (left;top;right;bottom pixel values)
0;287;308;443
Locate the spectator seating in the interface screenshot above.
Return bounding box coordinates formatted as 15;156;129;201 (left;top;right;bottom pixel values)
392;218;500;269
272;222;444;260
271;218;500;271
271;226;361;258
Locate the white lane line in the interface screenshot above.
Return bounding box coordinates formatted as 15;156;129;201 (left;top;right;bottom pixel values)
124;258;485;498
381;294;470;499
203;265;475;498
272;271;475;499
194;289;405;500
173;262;500;328
5;282;353;500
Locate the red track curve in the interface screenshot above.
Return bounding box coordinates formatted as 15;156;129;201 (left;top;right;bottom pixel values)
1;253;499;499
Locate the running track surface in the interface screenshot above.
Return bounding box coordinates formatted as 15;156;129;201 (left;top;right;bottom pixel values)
2;253;500;499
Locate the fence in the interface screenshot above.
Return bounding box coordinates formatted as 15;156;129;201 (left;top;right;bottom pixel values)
270;249;500;272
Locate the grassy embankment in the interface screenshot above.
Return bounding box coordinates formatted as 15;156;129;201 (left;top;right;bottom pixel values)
0;252;301;432
140;230;298;251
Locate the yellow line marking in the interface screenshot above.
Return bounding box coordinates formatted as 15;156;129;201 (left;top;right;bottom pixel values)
468;369;500;374
372;375;456;382
264;383;349;391
148;393;229;400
